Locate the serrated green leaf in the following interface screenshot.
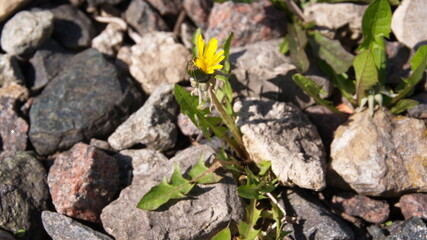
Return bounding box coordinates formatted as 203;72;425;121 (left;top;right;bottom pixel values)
392;45;427;105
390;99;419;115
287;23;309;73
358;0;391;50
211;227;231;240
308;31;354;74
170;163;193;194
239;200;262;240
189;155;222;184
354;49;379;104
292;74;344;116
238;184;267;200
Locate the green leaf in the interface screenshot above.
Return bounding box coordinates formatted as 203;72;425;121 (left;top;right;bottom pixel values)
239;200;262;240
292;74;344;116
257;160;271;176
221;32;234;74
371;41;387;84
279;36;289;54
392;45;427;104
358;0;391;50
189;155;222;184
211;228;231;240
287;23;309;73
170;163;193;195
353;49;379;104
238;184;267;200
191;28;202;57
308;31;354;74
390;99;419;115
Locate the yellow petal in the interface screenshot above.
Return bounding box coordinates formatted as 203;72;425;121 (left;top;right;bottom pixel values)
205;38;219;58
197;34;204;58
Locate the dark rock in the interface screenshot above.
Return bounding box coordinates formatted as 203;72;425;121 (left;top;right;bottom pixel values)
51;4;96;49
0;97;28;151
386;217;427;240
124;0;169;36
29;48;142;156
206;0;286;47
332;192;390;223
385;41;411;87
0;152;49;238
27;38;73;91
48;143;120;222
1;10;54;56
145;0;182;16
183;0;212;29
42;211;113;240
87;0;126;7
284;189;354;240
0;229;15;240
399;193;427;220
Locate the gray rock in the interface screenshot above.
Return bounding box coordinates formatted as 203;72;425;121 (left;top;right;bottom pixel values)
108;84;178;151
145;0;182;16
27;39;73;91
392;0;427;49
0;0;31;22
0;54;25;87
92;23;125;57
0;97;28;151
1;10;54;56
42;211;113;240
386;217;427;240
29;48;142;155
285;189;354;240
101;145;244;240
0;152;49;238
124;0;169;35
129;32;191;94
329;109;427;197
234;98;327;191
230;40;330;109
51;4;96;49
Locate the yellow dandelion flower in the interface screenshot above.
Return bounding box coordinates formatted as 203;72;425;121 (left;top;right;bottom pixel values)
194;34;225;74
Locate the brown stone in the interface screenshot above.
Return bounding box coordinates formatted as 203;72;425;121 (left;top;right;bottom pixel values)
48;143;119;222
399;193;427;220
183;0;212;29
0;97;28;151
145;0;182;16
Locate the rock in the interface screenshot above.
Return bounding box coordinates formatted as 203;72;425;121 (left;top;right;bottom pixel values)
284;189;354;240
391;0;427;49
183;0;212;29
42;211;113;240
0;82;29;101
1;10;54;56
386;217;427;240
407;104;427;124
0;0;31;22
0;54;24;87
87;0;126;7
92;23;125;57
332;192;389;223
145;0;182;16
206;0;286;47
51;4;96;49
385;41;411;87
177;112;201;136
29;48;142;156
27;39;73;91
115;45;132;73
234;98;327;191
108;84;178;151
101;145;244;240
90;138;113;152
399;193;427;220
0;229;15;240
124;0;169;36
0;97;28;151
329;109;427;197
0;151;49;237
304;3;366;41
48;143;120;222
129;32;191;94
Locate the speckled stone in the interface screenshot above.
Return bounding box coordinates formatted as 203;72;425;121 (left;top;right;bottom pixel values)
0;97;28;151
399;193;427;220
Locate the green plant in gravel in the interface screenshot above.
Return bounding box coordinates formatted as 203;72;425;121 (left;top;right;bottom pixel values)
284;0;427;116
138;31;292;239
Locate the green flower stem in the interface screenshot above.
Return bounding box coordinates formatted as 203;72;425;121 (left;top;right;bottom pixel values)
208;86;249;160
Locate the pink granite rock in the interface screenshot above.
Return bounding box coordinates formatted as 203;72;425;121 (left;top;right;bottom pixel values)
399;193;427;220
48;142;119;222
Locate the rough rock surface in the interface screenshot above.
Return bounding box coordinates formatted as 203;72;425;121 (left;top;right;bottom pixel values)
51;4;96;49
0;54;25;88
399;193;427;220
145;0;182;16
386;217;427;240
129;32;191;94
206;0;286;47
48;143;120;222
0;152;49;237
183;0;212;29
42;211;113;240
0;0;31;22
92;23;125;57
86;0;126;7
234;98;327;191
101;145;244;240
1;10;54;56
177;112;201;136
124;0;169;35
332;192;389;223
0;97;28;151
108;84;178;151
29;48;142;155
0;229;15;240
330;109;427;197
391;0;427;49
284;189;354;240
